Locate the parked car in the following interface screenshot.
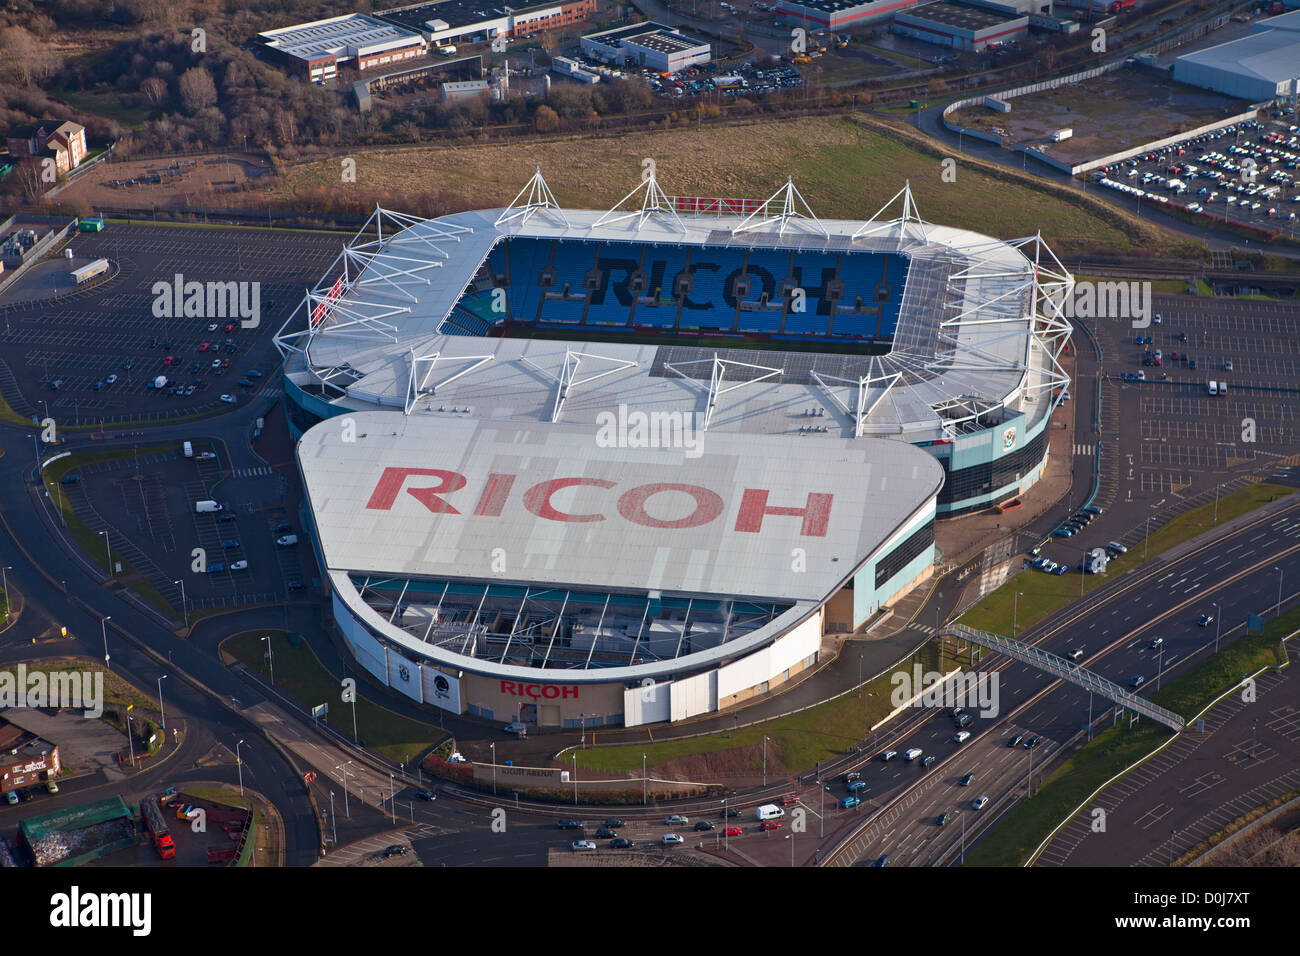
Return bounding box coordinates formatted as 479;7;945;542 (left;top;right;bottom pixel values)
959;772;975;787
556;819;583;830
1198;614;1214;627
1130;675;1146;688
665;814;689;825
840;796;860;809
936;812;949;826
759;820;781;831
595;827;617;839
383;844;408;857
661;833;684;845
230;560;249;571
415;790;435;801
972;795;989;810
571;841;596;851
219;393;236;403
610;837;635;848
604;818;625;828
1008;734;1023;747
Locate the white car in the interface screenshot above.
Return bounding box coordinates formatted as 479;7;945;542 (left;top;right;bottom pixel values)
211;359;222;369
661;833;684;845
219;394;236;404
106;374;117;384
208;323;219;331
571;840;596;851
954;731;971;744
230;560;248;570
972;795;989;810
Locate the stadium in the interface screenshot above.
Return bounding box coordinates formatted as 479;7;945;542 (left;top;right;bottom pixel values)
275;169;1073;730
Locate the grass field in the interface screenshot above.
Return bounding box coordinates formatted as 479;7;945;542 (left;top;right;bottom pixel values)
276;115;1188;255
964;609;1295;867
222;630;448;764
574;639;959;776
960;483;1295;636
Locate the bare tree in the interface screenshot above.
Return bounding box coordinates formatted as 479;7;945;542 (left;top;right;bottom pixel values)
178;66;218;114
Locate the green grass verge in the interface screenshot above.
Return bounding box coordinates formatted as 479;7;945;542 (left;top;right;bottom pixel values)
963;609;1295;867
223;630;448;764
41;443;177;613
960;483;1295;636
1;657;156;712
573;639;961;775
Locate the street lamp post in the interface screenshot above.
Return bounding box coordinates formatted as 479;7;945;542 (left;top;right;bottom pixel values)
490;743;497;795
101;616;111;669
1214;602;1222;654
389;773;396;824
572;752;578;806
336;762;351;816
174;578;188;628
642;753;647;805
236;739;245;795
1274;567;1284;618
262;635;275;686
1143;516;1150;560
330;791;337;848
1013;591;1022;637
763;736;770;786
99;530;111;572
1;566;11;622
1155;644;1166;692
157;675;167;732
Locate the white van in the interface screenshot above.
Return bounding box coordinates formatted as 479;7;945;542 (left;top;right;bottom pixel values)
195;500;223;513
904;748;923;761
755;804;785;821
276;534;298;547
182;441;193;458
1207;380;1218;396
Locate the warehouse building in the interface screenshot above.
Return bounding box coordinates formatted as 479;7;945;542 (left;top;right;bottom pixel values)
1172;14;1300;101
259;14;428;82
580;22;711;72
379;0;598;50
893;1;1029;50
775;0;925;29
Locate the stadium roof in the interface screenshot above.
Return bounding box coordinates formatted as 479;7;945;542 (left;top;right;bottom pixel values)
276;174;1071;443
298;412;944;603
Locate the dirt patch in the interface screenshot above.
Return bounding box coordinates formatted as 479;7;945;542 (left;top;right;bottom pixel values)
950;68;1247;166
60;153;275;209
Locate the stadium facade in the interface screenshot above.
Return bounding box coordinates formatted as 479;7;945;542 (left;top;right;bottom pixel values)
275;170;1073;729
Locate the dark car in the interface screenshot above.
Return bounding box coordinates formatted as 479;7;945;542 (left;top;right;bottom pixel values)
216;513;238;522
604;817;626;828
414;789;435;801
595;826;617;839
286;579;305;591
959;773;975;787
720;807;742;818
383;845;408;858
610;837;635;849
1008;734;1023;747
1023;736;1040;749
921;754;936;767
221;539;240;549
61;474;80;485
247;369;264;379
694;820;716;831
874;854;890;867
273;523;293;534
556;819;583;830
936;812;949;826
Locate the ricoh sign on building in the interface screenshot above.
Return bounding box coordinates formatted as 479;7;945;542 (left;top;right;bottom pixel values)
302;412;942;728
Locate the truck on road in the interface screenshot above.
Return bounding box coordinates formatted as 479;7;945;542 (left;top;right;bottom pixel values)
141;797;176;860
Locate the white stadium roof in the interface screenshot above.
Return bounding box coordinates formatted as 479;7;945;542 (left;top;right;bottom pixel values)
298;412;944;603
275;173;1073;444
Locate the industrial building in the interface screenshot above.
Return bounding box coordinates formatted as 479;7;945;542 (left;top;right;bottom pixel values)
580;22;711;72
1172;12;1300;101
272;169;1072;730
775;0;924;29
893;1;1029;51
379;0;598;50
258;14;428;82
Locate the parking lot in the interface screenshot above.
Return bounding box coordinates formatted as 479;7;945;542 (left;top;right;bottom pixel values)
1092;117;1300;234
0;224;339;427
56;411;310;613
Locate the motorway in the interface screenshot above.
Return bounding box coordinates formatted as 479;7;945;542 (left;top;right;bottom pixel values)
823;499;1300;866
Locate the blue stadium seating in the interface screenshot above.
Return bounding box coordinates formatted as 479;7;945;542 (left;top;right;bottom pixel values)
471;239;908;343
